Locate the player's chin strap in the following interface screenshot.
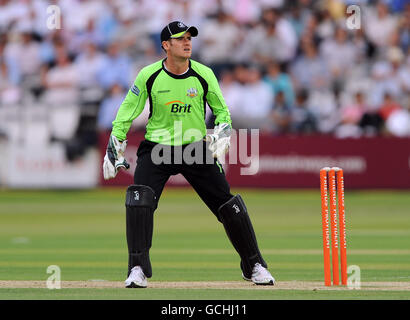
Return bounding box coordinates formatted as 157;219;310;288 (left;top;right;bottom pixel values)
218;194;268;278
205;123;232;158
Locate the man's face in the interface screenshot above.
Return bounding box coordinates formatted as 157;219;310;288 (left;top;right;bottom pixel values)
164;32;192;59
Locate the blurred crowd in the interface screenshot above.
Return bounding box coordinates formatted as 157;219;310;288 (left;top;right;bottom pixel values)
0;0;409;150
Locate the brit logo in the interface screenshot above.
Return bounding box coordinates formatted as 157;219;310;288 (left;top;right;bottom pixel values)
233;204;240;214
134;191;139;201
131;84;140;96
187;87;198;98
178;22;186;28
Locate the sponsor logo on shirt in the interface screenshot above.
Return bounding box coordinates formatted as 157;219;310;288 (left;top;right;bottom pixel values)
131;84;140;96
165;100;192;113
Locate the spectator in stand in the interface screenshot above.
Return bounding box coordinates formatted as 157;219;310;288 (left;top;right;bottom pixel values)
217;68;242;128
397;4;409;52
93;1;121;48
4;29;42;92
246;7;297;65
0;37;21;105
229;64;274;132
263;60;295;107
319;27;359;91
287;4;307;40
299;9;320;44
379;89;410;136
313;8;336;41
97;41;132;90
97;83;126;131
142;0;205;55
270;90;291;135
111;9;154;59
69;18;106;55
306;87;339;134
378;91;402;125
343;91;368;126
290;89;317;134
2;0;50;37
368;55;403;108
324;0;346;21
227;0;262;25
388;0;408;13
74;41;106;105
59;0;109;34
198;10;240;78
386;46;409;104
160;0;205;32
335;91;368;138
385;101;410;137
41;45;79;105
227;63;247;129
111;10;160;73
0;0;13;32
0;0;37;33
364;1;398;49
267;8;298;63
399;54;410;94
290;40;331;91
350;27;369;67
0;37;19;84
250;20;281;65
359;112;384;137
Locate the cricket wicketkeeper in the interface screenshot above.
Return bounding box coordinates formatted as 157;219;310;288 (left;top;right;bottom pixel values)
103;21;275;288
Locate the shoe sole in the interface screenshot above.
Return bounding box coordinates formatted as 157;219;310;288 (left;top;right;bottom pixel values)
254;280;275;286
242;275;275;286
125;282;147;288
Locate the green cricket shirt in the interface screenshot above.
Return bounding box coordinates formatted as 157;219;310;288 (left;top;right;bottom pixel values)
111;59;232;146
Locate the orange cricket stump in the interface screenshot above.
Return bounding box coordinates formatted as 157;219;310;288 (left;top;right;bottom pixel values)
328;168;340;285
320;167;331;286
336;168;347;285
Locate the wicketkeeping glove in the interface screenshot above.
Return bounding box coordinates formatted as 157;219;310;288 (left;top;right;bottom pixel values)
205;123;232;158
103;135;130;180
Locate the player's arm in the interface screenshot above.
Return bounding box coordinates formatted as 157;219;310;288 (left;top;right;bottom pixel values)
205;69;232;126
111;71;148;141
204;68;232;158
103;71;148;180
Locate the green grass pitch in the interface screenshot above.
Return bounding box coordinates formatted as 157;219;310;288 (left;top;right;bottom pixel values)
0;187;409;300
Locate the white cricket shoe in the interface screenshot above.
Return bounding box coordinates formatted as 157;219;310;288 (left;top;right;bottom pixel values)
125;266;148;288
242;263;275;285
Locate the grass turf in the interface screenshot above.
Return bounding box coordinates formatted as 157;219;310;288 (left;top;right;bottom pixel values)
0;188;409;300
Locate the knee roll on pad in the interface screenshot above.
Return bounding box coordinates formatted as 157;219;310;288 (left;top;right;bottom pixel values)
126;185;156;278
126;184;157;208
218;194;267;278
